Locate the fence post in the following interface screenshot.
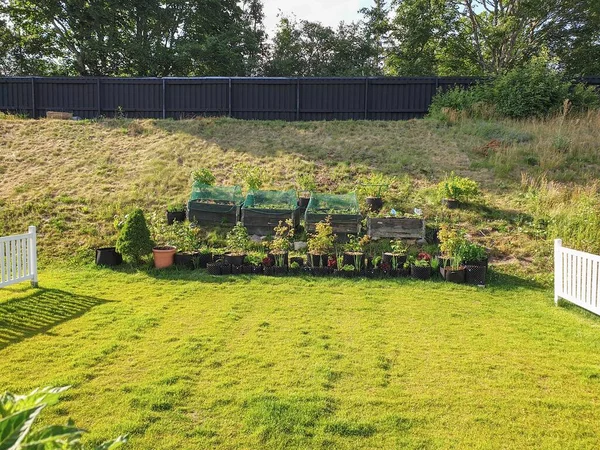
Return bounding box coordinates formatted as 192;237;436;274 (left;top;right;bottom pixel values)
296;78;300;121
96;78;101;118
162;79;166;119
30;77;36;119
228;78;232;117
554;239;562;305
364;78;369;120
28;226;38;288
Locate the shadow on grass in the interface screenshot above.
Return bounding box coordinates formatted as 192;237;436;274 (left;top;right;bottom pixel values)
0;288;111;350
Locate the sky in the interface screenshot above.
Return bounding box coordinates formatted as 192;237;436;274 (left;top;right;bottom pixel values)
262;0;373;35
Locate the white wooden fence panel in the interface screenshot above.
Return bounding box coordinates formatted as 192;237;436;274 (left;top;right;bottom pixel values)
0;226;38;288
555;239;600;315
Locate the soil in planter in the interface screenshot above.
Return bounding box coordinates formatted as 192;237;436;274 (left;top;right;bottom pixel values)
167;210;186;225
366;197;383;213
95;247;122;267
224;253;246;266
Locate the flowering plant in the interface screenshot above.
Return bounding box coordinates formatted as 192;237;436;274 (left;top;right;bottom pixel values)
417;252;432;262
327;256;337;269
262;256;273;267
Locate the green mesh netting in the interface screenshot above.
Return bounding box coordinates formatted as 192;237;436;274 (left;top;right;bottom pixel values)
189;183;243;204
306;192;359;214
243;190;297;210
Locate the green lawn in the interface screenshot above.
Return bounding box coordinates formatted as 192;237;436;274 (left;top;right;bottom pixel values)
2;267;600;449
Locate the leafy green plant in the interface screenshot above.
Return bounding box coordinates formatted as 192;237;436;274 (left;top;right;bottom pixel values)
438;172;479;203
344;235;369;270
413;258;431;268
290;261;300;270
459;241;488;263
439;224;467;270
226;222;250;255
359;173;395;198
341;264;355;272
191;168;216;186
307;217;335;255
390;239;408;255
236;165;266;191
0;386;126;449
297;173;317;195
170;221;202;253
271;219;295;254
166;203;185;213
115;208;154;263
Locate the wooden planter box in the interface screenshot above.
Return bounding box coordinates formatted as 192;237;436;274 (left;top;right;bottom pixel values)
241;207;299;236
305;212;362;236
367;217;425;240
187;200;240;227
46;111;73;120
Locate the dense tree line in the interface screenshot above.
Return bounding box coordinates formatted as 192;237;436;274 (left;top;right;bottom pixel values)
0;0;598;77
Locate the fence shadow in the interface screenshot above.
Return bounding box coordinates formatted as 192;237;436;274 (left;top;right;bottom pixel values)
0;288;111;350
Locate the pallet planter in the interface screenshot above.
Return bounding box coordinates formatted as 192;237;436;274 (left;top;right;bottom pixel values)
187;184;243;227
241;190;299;236
304;193;362;236
367;217;425;240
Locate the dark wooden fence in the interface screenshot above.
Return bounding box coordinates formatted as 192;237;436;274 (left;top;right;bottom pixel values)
1;76;599;121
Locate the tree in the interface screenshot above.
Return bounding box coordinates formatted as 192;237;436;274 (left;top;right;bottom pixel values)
360;0;391;75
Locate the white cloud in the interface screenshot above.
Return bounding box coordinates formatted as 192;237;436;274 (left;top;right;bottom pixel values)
262;0;371;35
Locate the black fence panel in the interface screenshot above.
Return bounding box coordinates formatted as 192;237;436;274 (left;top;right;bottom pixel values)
0;76;598;121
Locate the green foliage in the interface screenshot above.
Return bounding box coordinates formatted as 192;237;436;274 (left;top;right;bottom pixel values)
459;241;488;263
429;84;491;118
438;224;466;269
359;173;395;198
236;165;266;192
438;172;479;203
289;261;300;270
115;209;154;262
226;222;250;255
307;217;335;255
341;264;355;272
297;173;317;194
149;213;200;250
0;386;126;449
166;203;185;213
390;239;408;255
191;168;216;186
412;258;430;268
570;83;600;112
271;219;295;253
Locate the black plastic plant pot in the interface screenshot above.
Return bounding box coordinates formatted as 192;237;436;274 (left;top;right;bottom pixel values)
442;267;466;283
206;263;222;275
220;263;232;275
343;252;365;269
268;252;289;268
307;253;328;268
242;265;253;275
311;267;330;276
231;265;242;275
366;268;381;279
95;247;122;267
167;210;186;225
382;253;407;267
263;266;275;276
465;265;487;286
441;198;460;209
463;257;489;269
252;265;264;275
288;268;302;276
366;197;383;213
411;265;431;280
197;253;212;269
224;253;246;266
298;197;310;208
174;252;200;269
290;256;304;267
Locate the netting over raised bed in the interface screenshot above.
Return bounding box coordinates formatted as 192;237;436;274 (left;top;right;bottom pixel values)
306;192;360;214
243;190;297;210
190;183;243;204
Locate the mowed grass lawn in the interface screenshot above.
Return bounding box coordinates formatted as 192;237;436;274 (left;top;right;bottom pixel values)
2;267;600;449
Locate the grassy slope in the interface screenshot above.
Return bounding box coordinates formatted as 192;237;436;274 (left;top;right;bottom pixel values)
2;268;600;449
4;115;600;275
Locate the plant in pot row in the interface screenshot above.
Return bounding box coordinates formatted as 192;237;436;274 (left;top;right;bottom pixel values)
166;203;186;225
266;219;295;275
438;224;489;284
359;173;395;213
297;173;317;209
438;172;479;209
306;217;336;275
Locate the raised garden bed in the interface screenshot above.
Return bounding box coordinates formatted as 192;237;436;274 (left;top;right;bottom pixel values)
187;184;243;227
241;190;299;235
367;217;425;240
305;193;361;236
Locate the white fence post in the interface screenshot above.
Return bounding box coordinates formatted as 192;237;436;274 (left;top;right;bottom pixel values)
29;226;38;287
554;239;562;306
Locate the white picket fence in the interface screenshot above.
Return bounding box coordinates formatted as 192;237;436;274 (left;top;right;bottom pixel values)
0;226;38;288
555;239;600;315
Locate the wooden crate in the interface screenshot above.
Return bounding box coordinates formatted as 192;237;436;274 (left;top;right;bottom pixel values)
305;213;362;236
367;217;425;240
46;111;73;120
187;201;240;227
241;207;299;236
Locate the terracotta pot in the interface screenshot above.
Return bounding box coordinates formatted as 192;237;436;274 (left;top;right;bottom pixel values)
153;246;176;269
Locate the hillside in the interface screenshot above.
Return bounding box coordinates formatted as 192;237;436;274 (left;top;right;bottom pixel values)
1;114;599;276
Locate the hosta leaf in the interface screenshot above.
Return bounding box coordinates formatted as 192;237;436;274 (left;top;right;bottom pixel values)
0;406;43;450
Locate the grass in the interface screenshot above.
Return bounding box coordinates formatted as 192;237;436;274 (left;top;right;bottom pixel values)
1;266;600;449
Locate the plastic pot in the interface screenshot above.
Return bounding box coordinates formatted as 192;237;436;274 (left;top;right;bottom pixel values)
411;265;431;280
95;247;122;267
307;253;328;268
268;252;289;268
343;252;365;270
298;197;310;208
465;265;487;286
382;253;407;267
153;246;176;269
441;266;466;283
206;263;222;275
441;198;459;209
174;252;201;269
231;265;242;275
167;210;186;225
366;197;383;213
224;253;246;266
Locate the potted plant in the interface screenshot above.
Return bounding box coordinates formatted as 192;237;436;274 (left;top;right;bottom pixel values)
262;255;276;276
237;165;266;206
410;252;432;280
382;239;408;275
438;172;479;209
115;209;155;265
171;222;202;269
269;219;295;273
191;168;216;186
438;224;466;283
297;173;317;210
338;263;356;278
225;222;250;267
343;234;370;273
289;261;302;275
166;203;186;225
307;217;335;274
460;241;489;285
359;173;395;213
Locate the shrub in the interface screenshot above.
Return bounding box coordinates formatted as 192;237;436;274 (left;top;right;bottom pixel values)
307;217;335;255
236;164;266;191
297;173;317;194
191;168;216;186
438;225;467;269
493;57;570;119
438;172;480;203
271;219;295;253
570;83;600;112
226;222;250;255
358;173;396;198
429;84;491;119
116;209;154;262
